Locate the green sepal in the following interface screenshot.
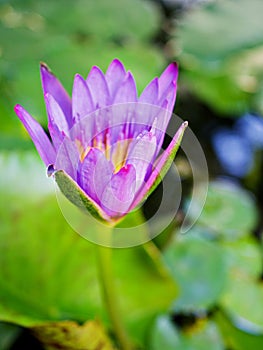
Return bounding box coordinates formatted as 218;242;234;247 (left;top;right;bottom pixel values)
54;170;110;223
133;121;188;208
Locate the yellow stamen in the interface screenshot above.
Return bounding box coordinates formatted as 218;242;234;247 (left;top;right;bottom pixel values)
111;138;131;173
75;134;132;172
75;139;91;162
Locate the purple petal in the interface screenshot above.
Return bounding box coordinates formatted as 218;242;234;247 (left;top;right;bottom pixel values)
113;72;137;103
158;62;178;96
47;122;64;151
45;93;68;151
86;66;110;108
158;81;177;112
101;164;136;217
106;59;126;99
131;121;188;209
14;104;56;166
151;99;173;150
45;93;69;135
40;63;72;127
127;131;158;191
69;114;95;153
165;83;177;112
132;101;171;148
55;136;79;180
72;74;94;123
129;102;159;138
139;77;159;104
78;148;113;204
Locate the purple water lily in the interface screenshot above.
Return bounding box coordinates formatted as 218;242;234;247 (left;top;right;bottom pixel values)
15;59;187;223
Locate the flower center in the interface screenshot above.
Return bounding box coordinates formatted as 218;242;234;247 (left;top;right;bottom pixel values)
76;133;132;173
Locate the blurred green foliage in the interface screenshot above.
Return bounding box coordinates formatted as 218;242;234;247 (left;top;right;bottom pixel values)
0;152;177;348
0;0;164;146
175;0;263;115
1;0;263;349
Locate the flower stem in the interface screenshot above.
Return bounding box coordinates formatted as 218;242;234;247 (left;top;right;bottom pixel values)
96;244;133;350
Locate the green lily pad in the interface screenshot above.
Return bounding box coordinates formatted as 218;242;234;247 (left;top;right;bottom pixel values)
180;68;251;116
163;232;227;310
149;314;224;350
220;238;263;332
186;181;258;240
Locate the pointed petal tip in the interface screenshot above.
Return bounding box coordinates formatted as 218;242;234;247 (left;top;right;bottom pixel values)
168;62;178;81
111;58;124;66
108;58;125;70
173;120;188;140
74;73;83;81
14;104;29;121
113;70;137;103
126;70;132;79
139;76;159;103
14;104;21;114
171;121;188;147
88;65;104;77
169;61;179;72
40;62;53;75
73;73;90;91
13;104;56;166
159;62;179;87
40;61;48;69
125;71;137;89
14;104;27;122
179;120;188;133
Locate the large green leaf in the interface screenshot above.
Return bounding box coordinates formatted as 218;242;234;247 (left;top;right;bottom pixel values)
8;0;159;42
0;151;177;346
176;0;263;62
